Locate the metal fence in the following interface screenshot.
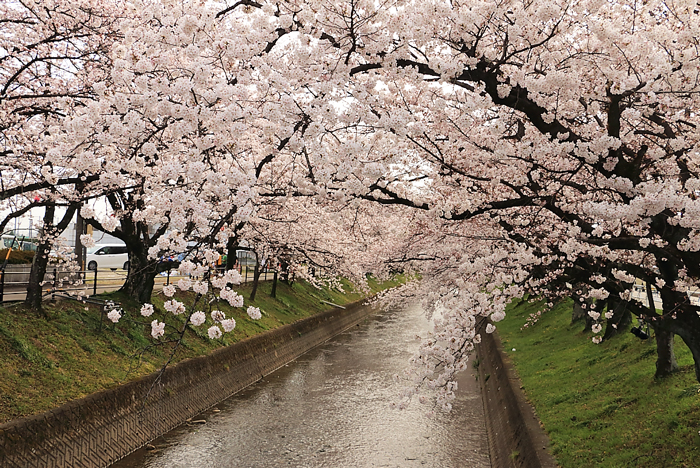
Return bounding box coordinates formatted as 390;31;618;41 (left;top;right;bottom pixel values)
0;266;277;304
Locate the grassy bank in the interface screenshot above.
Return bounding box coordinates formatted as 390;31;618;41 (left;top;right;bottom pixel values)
497;299;700;467
0;276;401;424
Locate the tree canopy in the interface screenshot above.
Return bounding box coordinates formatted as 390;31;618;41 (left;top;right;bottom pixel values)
2;0;700;408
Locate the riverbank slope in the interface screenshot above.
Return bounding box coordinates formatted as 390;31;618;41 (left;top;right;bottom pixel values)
497;298;700;467
0;276;402;424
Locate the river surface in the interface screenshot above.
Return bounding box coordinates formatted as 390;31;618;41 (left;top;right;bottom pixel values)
112;305;491;467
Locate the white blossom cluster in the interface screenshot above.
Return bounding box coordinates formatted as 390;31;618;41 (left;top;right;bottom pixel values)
5;0;700;412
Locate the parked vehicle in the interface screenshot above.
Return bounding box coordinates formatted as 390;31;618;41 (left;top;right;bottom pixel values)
157;252;187;273
2;234;39;251
86;244;129;271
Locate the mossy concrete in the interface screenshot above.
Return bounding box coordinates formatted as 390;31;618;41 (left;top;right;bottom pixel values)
475;320;558;468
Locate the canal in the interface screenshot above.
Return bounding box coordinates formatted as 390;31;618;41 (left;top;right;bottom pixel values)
112;305;491;467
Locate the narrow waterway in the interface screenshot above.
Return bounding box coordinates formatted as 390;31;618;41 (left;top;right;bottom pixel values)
112;305;491;467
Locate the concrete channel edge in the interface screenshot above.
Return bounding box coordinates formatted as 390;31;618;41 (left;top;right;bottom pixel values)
1;301;559;468
0;300;376;468
475;321;559;468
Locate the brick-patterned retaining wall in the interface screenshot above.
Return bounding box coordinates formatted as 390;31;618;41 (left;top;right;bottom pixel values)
475;321;558;468
0;301;374;468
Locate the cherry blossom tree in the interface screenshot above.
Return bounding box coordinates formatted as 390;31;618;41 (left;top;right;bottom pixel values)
146;0;700;390
55;0;271;302
215;0;700;393
11;0;700;408
0;0;126;310
304;0;700;388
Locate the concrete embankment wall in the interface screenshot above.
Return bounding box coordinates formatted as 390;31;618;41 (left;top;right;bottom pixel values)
475;321;558;468
0;301;374;468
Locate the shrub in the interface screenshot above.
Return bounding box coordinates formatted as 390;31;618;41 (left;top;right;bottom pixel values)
0;249;35;265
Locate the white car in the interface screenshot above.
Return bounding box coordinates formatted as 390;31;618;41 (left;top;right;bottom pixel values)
86;244;129;271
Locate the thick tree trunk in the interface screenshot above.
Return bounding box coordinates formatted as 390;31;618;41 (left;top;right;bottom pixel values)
25;244;51;312
582;299;602;332
571;299;587;323
119;230;158;304
679;332;700;383
650;272;681;379
25;204;77;312
25;206;55;313
96;202;165;305
271;270;278;298
654;328;679;378
659;309;700;383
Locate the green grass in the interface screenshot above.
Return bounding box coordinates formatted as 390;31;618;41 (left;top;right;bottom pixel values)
0;275;404;424
497;298;700;467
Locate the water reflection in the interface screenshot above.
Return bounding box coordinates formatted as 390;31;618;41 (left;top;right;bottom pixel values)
112;305;490;467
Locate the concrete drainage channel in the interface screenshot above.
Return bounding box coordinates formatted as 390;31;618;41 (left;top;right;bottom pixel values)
0;301;377;468
475;321;559;468
0;304;558;468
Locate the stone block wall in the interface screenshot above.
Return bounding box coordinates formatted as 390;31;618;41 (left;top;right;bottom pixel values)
0;301;374;468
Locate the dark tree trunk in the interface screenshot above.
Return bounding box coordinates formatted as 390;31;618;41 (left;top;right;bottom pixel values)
678;327;700;383
271;270;278;298
25;244;51;312
646;281;659;312
249;251;260;302
571;288;590;323
25;204;77;312
226;236;238;271
120;233;158;304
280;260;289;283
74;213;85;270
648;281;680;378
111;212;163;304
91;192;168;305
571;300;587;323
25;205;55;313
654;328;679;378
656;308;700;382
652;258;690;380
602;298;632;341
582;299;602;332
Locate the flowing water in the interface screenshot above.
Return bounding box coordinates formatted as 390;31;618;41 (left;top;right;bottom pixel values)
112;305;491;467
